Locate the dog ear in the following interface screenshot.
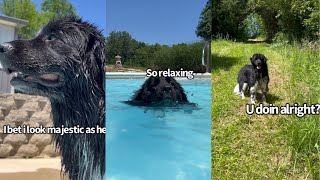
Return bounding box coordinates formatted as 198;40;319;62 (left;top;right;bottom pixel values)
263;56;268;63
81;31;105;90
145;77;157;92
250;56;254;64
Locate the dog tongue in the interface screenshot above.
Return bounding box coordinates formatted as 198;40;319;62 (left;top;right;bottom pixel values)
39;74;59;82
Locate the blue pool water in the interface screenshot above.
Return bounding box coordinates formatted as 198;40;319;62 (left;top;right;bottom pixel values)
106;79;211;180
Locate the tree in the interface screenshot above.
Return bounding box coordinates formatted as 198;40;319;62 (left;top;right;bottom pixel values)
38;0;77;26
302;0;320;40
249;0;319;42
0;0;40;39
153;42;206;72
196;0;212;40
41;0;77;19
133;43;149;67
105;31;139;64
0;0;78;39
211;0;249;40
243;13;265;38
278;0;319;41
248;0;279;42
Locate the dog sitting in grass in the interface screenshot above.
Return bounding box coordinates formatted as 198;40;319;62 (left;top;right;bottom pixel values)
234;53;269;104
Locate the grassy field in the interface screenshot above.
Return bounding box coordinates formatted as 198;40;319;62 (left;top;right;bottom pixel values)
211;40;319;179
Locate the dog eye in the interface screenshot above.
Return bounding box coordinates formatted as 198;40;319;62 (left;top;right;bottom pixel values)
46;34;57;41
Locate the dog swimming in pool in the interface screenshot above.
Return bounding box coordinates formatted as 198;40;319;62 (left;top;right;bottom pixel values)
234;53;269;104
124;76;193;107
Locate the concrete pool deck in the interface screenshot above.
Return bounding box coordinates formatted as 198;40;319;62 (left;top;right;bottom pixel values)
0;158;67;180
105;72;211;79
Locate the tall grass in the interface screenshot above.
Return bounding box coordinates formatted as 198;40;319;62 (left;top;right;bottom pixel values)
276;44;320;179
211;39;320;179
211;40;289;179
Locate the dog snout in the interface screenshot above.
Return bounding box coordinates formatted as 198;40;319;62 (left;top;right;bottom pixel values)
256;59;262;65
0;43;13;53
164;86;172;92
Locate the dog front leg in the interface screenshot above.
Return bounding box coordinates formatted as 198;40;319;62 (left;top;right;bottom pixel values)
250;82;258;104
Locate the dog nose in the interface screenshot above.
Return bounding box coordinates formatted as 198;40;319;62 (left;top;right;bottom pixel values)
0;43;13;53
164;86;172;92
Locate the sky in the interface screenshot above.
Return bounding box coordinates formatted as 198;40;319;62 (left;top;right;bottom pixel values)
106;0;207;45
31;0;207;45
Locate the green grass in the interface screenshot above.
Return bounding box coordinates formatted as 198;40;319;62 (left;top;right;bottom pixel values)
211;40;320;179
280;44;320;179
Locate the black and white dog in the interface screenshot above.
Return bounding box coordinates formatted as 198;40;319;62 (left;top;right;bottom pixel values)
234;54;269;104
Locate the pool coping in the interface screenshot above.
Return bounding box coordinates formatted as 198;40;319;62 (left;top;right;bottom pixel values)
105;72;211;79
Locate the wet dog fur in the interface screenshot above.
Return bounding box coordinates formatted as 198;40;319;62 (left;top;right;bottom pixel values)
0;16;105;180
124;76;189;106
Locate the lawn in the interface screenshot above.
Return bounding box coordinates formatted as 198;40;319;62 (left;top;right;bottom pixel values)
211;40;320;179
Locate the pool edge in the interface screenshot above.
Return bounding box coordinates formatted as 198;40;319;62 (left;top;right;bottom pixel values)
105;72;211;79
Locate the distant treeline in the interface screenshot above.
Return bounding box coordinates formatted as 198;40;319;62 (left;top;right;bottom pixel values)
105;31;207;72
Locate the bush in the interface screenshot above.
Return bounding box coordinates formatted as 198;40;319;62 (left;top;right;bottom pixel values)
273;32;290;43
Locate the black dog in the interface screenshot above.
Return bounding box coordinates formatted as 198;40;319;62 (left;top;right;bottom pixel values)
124;76;189;106
234;53;269;104
0;16;105;180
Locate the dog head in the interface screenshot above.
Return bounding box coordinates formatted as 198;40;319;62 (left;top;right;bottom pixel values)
129;76;189;106
0;16;105;99
250;53;268;70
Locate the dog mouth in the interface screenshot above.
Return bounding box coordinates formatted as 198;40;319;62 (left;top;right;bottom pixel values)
3;68;62;87
256;65;262;69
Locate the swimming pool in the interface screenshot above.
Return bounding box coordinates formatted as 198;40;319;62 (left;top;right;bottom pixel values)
106;79;211;180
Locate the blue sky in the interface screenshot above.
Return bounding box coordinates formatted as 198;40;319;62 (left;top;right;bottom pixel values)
106;0;207;45
33;0;107;36
31;0;207;45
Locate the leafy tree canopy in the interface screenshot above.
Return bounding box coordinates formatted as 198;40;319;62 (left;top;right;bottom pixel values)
105;31;139;64
41;0;77;19
196;0;212;40
0;0;77;39
0;0;40;39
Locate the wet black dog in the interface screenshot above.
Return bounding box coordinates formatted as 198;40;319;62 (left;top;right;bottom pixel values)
0;16;105;180
234;53;269;104
124;76;189;106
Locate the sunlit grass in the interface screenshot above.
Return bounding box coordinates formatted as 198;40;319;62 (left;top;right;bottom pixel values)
211;40;320;179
